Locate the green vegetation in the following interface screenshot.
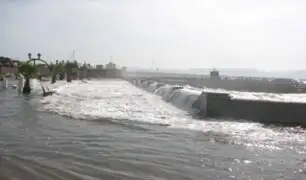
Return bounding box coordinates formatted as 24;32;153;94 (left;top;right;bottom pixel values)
64;60;79;82
49;61;64;84
19;62;37;93
1;54;101;94
0;56;19;67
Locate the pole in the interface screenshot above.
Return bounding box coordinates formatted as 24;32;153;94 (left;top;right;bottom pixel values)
72;50;75;61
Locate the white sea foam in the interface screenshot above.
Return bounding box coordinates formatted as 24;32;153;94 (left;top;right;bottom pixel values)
40;79;306;152
198;86;306;103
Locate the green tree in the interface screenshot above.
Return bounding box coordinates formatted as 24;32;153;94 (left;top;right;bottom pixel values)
64;61;75;82
19;62;37;93
49;62;64;84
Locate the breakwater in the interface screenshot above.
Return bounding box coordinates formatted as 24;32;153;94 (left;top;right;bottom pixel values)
122;71;305;93
128;78;306;127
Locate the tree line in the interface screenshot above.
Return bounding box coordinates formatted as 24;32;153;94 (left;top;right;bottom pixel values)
0;55;92;94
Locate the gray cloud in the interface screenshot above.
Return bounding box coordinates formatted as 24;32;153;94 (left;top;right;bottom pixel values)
1;0;306;70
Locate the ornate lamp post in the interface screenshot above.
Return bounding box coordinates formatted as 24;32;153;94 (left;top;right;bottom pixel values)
28;52;42;67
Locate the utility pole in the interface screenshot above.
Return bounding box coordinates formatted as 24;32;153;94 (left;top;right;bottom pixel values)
151;59;155;71
72;50;75;61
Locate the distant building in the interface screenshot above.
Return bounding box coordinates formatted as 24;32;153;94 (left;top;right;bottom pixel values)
0;66;19;74
87;63;93;69
105;62;116;69
210;69;220;80
36;64;51;76
0;58;20;74
96;65;103;69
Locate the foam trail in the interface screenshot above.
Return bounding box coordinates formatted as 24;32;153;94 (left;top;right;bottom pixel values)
3;78;8;88
18;73;24;92
39;79;306;152
138;80;202;115
136;78;306;103
41;80;190;124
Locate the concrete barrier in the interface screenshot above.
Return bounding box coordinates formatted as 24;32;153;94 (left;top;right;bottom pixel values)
205;92;232;117
192;92;207;117
229;99;306;125
131;76;305;93
156;83;166;89
128;78;306;126
197;92;306;126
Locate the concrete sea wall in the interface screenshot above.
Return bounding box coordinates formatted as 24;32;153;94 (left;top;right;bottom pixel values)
205;92;306;126
127;78;306;127
123;72;304;93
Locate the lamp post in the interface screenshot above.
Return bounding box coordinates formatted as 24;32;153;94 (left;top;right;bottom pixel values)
28;53;32;60
28;52;42;67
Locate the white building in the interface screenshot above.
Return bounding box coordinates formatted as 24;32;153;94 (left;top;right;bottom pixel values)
105;62;116;69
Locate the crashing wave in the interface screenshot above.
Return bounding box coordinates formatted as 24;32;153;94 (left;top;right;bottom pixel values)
129;79;306;127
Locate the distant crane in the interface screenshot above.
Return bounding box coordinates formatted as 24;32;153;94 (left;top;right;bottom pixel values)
66;50;76;62
151;59;159;71
151;60;154;70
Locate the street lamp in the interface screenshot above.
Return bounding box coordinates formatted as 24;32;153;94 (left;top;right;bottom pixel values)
28;52;42;66
37;53;41;60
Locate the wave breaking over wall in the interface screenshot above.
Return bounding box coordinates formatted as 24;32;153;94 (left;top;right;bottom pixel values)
129;79;306;126
37;79;306;152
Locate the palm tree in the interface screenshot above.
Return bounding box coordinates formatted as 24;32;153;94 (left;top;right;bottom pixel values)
64;61;75;82
49;62;64;84
19;62;37;93
49;62;56;83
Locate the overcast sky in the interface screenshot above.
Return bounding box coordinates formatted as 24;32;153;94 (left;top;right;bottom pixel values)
1;0;306;70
